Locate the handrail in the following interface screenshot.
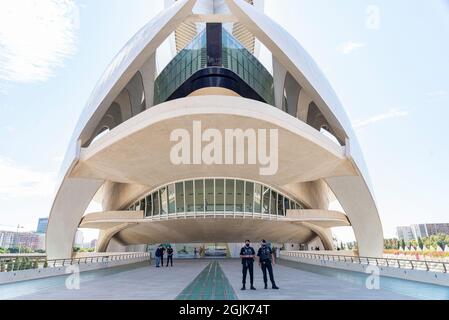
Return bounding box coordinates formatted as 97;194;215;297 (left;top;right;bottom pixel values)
0;252;150;273
281;251;448;274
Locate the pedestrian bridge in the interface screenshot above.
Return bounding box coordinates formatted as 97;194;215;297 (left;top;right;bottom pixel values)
3;258;448;300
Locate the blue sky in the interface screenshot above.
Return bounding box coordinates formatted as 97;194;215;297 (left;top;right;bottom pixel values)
0;0;448;242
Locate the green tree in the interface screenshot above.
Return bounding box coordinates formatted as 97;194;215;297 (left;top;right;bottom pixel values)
418;237;424;250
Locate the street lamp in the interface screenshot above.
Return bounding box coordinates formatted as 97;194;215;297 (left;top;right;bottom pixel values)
16;225;24;254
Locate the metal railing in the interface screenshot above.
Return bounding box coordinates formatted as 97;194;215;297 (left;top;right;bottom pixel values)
0;252;150;273
281;251;448;274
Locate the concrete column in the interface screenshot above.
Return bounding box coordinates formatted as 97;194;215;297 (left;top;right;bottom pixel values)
140;54;157;109
297;89;313;122
46;177;104;259
272;56;287;110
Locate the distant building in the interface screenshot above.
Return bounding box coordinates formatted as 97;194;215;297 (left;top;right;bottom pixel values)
411;224;429;239
426;223;449;237
0;230;45;251
396;226;414;242
397;223;449;241
90;239;98;249
36;218;49;234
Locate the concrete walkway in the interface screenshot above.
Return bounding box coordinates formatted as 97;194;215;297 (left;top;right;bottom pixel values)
220;260;410;300
2;259;411;300
9;260;209;300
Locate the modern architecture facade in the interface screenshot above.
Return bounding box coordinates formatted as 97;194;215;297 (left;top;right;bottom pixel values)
398;224;449;241
36;218;48;234
0;230;45;251
396;226;414;242
46;0;384;259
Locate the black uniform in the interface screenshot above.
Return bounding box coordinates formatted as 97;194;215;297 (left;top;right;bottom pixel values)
257;245;277;288
166;247;174;267
240;246;256;287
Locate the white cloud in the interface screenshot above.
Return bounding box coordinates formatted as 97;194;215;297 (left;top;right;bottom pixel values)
0;157;56;199
0;0;79;83
337;41;365;55
353;108;409;128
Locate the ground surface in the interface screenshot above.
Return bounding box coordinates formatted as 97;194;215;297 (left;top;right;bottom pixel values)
0;259;411;300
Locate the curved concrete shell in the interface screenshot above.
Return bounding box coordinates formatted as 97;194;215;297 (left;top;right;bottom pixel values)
46;0;384;259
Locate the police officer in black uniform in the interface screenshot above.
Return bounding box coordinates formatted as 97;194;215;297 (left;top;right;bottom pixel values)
257;240;279;290
240;240;256;291
166;245;174;267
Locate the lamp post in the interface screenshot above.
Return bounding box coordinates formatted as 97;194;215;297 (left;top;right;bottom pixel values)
16;225;24;254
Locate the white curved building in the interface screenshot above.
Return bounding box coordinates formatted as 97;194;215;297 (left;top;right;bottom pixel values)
46;0;384;259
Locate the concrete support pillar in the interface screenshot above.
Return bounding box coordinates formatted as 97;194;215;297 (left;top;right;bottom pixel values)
140;54;157;109
297;89;313;122
46;177;104;259
272;56;287;110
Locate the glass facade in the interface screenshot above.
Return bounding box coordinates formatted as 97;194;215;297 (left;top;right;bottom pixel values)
130;178;307;218
154;27;274;106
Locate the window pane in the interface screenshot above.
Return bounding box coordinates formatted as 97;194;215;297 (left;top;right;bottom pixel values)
195;180;205;212
152;191;160;216
245;182;254;213
185;181;194;213
205;179;214;212
262;187;270;214
175;182;185;213
277;194;284;216
254;183;262;213
270;190;277;215
160;187;168;215
235;180;244;212
226;179;235;212
168;184;176;214
140;199;146;212
145;194;152;217
284;198;290;215
135;202;140;211
215;179;224;211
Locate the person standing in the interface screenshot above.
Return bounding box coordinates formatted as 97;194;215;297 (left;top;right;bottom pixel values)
194;247;198;258
257;240;279;290
155;246;163;268
166;245;174;267
160;245;166;267
240;240;256;291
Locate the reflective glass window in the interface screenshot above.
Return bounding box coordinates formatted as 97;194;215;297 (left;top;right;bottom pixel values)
145;194;152;217
205;179;215;212
185;181;194;213
262;187;270;214
168;184;176;214
175;182;185;213
195;180;205;212
215;179;225;211
235;180;244;212
152;191;160;216
160;187;168;215
254;183;262;213
226;179;235;212
277;194;284;216
270;190;277;215
245;181;254;213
